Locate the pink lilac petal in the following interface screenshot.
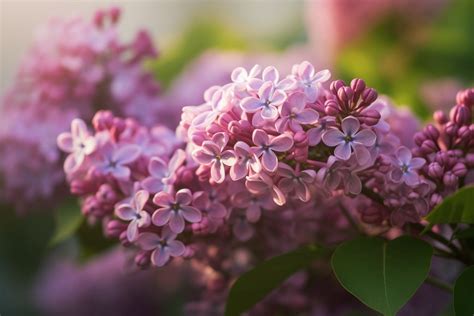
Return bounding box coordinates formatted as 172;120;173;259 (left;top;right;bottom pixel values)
353;129;376;146
180;205;202;222
153;192;174;208
136;232;160;251
334;142;352;160
113;145;141;164
169;212;185;233
322;128;345;146
270;135;293;151
341;116;360;135
152;208;173;226
175;189;193;205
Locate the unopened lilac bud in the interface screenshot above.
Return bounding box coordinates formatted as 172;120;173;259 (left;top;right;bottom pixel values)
92;110;114;131
457;126;471;142
414;132;427;146
359;206;384;224
450;104;471;125
433;110;448;125
430;193;443;206
466;153;474;167
324;99;341;115
361;88;378;104
337;86;354;105
425;124;440;140
330;80;345;95
456;88;474;107
443;171;458;187
93;9;106;27
135;251;151;268
105;219;127;238
119;230;132;247
452;162;467;177
359;109;381;126
445;122;458;137
350;78;366;95
386;198;401;208
109;6;121;24
428;162;444;178
96;183;118;204
420;139;438;154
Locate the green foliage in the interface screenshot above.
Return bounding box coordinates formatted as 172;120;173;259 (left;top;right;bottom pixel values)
49;199;83;246
225;244;328;316
424;186;474;228
150;21;247;89
454;266;474;316
335;0;474;120
331;236;432;316
76;220;116;263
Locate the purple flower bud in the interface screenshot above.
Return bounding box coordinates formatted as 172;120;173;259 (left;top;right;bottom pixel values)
450;104;471;125
330;80;345;95
444;122;458;137
430;193;443;206
425;124;440;140
456;88;474;107
361;88;378;104
134;250;151;268
466;153;474;167
337;86;354;105
457;125;471;142
443;171;458;187
420;139;438;154
324;99;340;115
359;206;384;225
452;162;467;177
350;78;366;95
105;220;127;238
96;184;119;204
358;109;381;126
414;132;427;146
428;162;444;178
433;110;448;125
119;230;132;247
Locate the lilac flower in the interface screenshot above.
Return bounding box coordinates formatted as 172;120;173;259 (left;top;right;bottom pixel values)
96;143;141;179
277;163;316;202
231;64;261;89
322;116;376;161
192;191;227;222
136;228;185;267
57;119;96;173
229;141;261;181
141;149;186;193
245;172;286;206
306;117;336;146
291;61;330;102
115;190;150;241
240;81;286;123
276;92;319;132
246;66;295;92
390;147;426;186
152;189;202;234
192;132;236;183
231;191;276;223
252;129;294;172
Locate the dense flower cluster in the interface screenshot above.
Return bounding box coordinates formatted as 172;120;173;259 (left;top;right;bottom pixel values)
58;61;471;314
0;8;164;211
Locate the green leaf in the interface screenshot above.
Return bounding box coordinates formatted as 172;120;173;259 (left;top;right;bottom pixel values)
453;227;474;240
454;266;474;316
424;186;474;229
331;236;432;316
225;244;328;316
49;199;83;246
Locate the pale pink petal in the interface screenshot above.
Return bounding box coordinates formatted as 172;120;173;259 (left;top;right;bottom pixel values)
212;132;229;151
346;174;362;194
234;141;251;156
307;128;322;146
270;135;293;152
134;190;149;210
241;97;262;113
193;148;215;164
141;177;164;193
313;69;331;82
322;128;345;146
115;205;136;221
208;202;227;219
300;170;316;183
262;66;279;83
169;212;185;233
63;154;79;173
175;189;193;205
113;145;141;164
341;116;360;136
168;240;185;257
353;129;376;146
288;92;306;112
148;157;168;178
304;86;318;103
112;165;131;179
152;208;172;226
221;150;237;166
127;221;139;241
354;145;371;166
295;109;319;124
252;129;269;147
404;171;420;186
295;182;310;202
246;204;261;223
168;149;186;172
211;160;226;183
151;247;170;267
230;161;247;181
410;157;426;169
82;138;96;155
180;205;202;223
279;178;295;193
136;232;160;250
390;169;403;183
137;211;151;227
334;143;352;160
258;81;274;101
271;90;287;106
262;151;278;172
277;163;295;178
298;61;314;79
57;133;73;152
231;67;248;82
201;141;220;156
261;105;279;120
396;147;412;165
71;119;88;139
271;186;286;206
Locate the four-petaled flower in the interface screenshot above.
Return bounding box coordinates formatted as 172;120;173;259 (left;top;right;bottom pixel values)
96;143;142;179
136;228;185;267
240;81;286;124
192;132;236;183
229;141;261;181
252;129;293;172
276;92;319;132
152;188;202;233
277;163;316;202
115;190;150;241
291;61;331;102
322;116;376;161
141;149;186;193
389;147;426;186
57;118;96;173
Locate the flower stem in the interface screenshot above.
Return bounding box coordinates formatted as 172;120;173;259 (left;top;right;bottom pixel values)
425;276;454;293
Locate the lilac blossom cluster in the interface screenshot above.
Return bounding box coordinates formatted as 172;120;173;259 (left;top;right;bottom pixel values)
0;8;164;211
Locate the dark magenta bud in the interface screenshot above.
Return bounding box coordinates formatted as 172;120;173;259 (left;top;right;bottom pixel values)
450;104;471;125
337;86;354;105
330;80;345;95
414;132;427;146
452;162;467;177
324;99;340;115
350;78;366;95
445;122;458;137
425;124;440;140
443;172;457;187
361;88;378;104
135;251;151;268
105;220;127;238
433;110;448;125
420;139;437;154
428;162;444;178
359;109;381;126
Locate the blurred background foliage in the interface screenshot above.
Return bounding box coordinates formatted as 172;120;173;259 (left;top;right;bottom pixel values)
1;0;473;314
